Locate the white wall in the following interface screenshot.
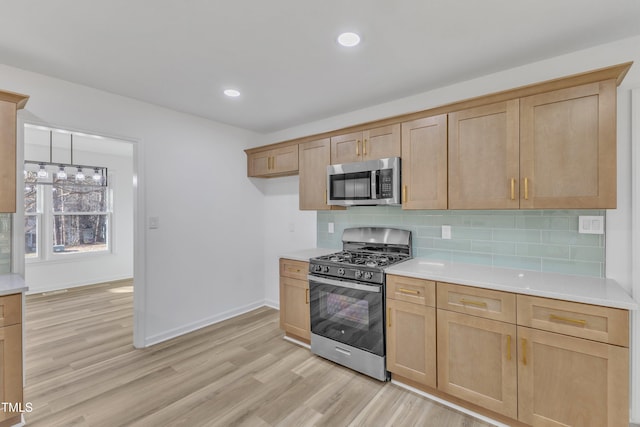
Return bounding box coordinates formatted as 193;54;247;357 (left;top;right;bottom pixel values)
23;132;134;293
1;63;266;347
260;35;640;422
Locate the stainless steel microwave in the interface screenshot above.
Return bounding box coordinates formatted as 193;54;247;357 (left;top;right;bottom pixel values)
327;157;401;206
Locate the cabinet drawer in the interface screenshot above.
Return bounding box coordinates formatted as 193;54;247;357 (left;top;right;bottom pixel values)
0;293;21;327
437;282;516;323
387;275;436;306
517;295;629;347
279;259;309;281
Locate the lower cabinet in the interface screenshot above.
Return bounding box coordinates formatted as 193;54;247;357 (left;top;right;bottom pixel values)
386;299;436;387
385;274;437;388
437;309;518;419
517;326;628;427
0;294;22;427
279;259;310;342
386;278;631;427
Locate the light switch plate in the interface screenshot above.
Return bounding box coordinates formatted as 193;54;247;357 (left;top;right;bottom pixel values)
442;225;452;239
328;222;335;234
148;216;160;229
578;216;604;234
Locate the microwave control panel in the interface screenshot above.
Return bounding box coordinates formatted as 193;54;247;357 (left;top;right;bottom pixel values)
380;169;393;198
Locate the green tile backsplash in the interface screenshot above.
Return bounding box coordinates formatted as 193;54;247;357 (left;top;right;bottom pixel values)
0;214;11;274
317;207;605;277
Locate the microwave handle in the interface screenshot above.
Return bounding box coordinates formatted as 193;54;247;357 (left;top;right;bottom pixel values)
371;170;377;200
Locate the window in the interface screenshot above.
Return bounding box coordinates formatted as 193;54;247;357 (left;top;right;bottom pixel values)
24;171;112;260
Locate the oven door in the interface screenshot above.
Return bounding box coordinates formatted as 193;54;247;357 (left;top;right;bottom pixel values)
309;274;384;356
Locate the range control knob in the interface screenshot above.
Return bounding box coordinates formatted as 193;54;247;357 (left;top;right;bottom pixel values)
314;265;322;272
322;265;330;273
364;271;373;280
354;270;363;279
337;268;345;276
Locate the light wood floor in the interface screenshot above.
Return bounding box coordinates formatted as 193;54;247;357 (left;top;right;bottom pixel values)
23;281;493;427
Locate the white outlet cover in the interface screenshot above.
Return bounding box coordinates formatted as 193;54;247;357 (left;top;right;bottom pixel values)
328;222;335;234
442;225;452;239
578;216;604;234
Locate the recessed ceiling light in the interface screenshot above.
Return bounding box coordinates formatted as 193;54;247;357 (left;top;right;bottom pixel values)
337;32;361;47
224;89;241;97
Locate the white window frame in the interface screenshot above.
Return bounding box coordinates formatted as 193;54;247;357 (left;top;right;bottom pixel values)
25;178;114;263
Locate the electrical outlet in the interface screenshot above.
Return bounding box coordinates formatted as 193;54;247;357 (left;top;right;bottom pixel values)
578;216;604;234
328;222;335;234
442;225;452;239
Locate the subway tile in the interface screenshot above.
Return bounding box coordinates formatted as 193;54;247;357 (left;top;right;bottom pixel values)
571;246;605;262
541;230;603;247
434;239;471;251
452;252;494;265
316;209;603;277
516;243;571;259
492;229;541;243
541;259;603;277
493;255;542;271
472;241;516;255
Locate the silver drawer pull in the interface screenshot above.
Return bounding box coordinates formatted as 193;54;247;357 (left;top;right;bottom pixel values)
335;347;352;356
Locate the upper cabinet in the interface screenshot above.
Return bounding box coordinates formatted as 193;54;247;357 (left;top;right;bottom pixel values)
0;90;29;213
299;138;331;210
519;81;616;209
330;124;400;164
449;100;520;209
401;115;448;210
245;62;631;211
246;144;298;177
450;80;618;209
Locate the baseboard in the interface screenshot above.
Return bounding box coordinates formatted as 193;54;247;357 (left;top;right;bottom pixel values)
143;299;268;347
264;298;279;309
391;379;509;427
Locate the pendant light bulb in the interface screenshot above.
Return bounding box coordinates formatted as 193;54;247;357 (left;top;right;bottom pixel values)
75;167;85;182
37;164;49;179
92;168;102;183
57;165;67;180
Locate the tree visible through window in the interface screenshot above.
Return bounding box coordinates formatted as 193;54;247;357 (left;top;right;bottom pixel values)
52;183;109;253
24;170;111;258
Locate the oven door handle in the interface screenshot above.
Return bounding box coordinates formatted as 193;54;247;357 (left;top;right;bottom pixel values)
308;275;381;293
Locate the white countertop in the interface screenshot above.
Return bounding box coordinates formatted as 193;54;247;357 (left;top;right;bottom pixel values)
279;248;336;262
386;258;638;310
0;274;28;296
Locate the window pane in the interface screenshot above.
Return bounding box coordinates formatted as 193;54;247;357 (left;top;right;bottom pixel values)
25;174;38;214
25;215;38;258
52;214;108;253
53;184;108;213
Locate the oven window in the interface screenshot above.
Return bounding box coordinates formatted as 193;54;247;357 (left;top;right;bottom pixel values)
322;291;369;329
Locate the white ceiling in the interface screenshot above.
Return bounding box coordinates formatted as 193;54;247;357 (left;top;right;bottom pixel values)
2;1;640;133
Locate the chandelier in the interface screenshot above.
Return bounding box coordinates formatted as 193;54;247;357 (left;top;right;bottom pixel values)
24;130;108;187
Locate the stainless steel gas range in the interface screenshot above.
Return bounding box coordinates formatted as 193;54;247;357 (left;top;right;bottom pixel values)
308;227;412;381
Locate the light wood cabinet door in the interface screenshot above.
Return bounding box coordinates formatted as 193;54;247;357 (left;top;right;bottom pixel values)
517;326;628;427
362;124;400;161
247;145;298;177
0;294;21;327
0;101;17;213
519;80;617;209
299;138;331;210
330;124;401;164
0;324;22;425
386;299;436;387
401;114;448;209
449;100;520;209
331;131;362;164
279;275;310;341
437;309;517;419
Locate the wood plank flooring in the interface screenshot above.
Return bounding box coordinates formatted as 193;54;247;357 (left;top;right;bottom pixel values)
24;281;494;426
